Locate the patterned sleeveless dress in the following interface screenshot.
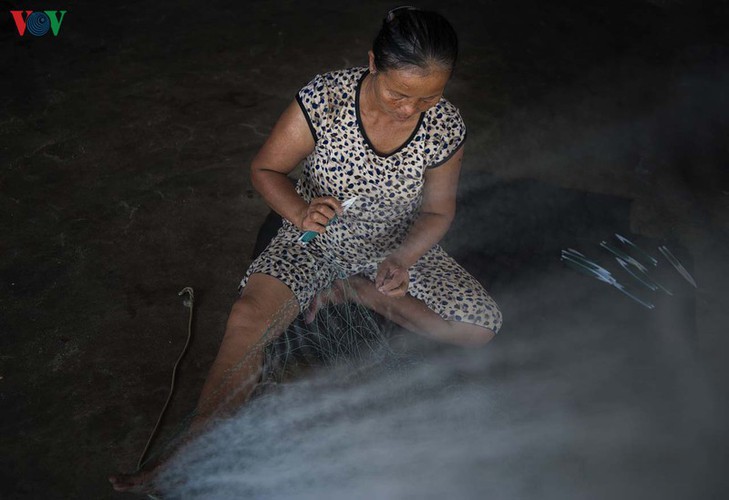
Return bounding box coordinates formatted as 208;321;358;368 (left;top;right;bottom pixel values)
239;66;502;333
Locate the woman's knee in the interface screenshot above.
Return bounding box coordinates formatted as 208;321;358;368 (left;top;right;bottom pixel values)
228;294;283;328
229;295;263;324
446;320;495;346
229;280;300;333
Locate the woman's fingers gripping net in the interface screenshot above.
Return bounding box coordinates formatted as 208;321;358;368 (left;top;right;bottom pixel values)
375;256;409;297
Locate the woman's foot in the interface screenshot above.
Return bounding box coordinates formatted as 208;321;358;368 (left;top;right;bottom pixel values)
108;468;158;494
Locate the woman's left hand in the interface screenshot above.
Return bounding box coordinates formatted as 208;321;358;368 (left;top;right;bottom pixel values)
375;255;410;297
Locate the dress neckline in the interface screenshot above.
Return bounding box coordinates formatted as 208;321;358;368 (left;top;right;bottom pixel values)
355;68;425;158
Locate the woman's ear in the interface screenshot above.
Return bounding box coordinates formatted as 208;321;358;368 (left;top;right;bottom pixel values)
367;50;377;74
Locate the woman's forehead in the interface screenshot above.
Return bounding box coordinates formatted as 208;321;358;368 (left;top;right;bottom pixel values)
382;67;450;96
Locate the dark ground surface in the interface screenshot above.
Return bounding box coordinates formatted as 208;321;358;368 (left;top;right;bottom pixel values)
1;1;729;498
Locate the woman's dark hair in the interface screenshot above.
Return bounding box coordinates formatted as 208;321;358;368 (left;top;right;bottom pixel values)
372;6;458;74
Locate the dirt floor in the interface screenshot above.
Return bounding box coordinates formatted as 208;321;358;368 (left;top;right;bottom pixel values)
1;0;728;498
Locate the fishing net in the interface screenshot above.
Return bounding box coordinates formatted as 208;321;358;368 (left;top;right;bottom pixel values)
128;180;721;499
136;214;402;476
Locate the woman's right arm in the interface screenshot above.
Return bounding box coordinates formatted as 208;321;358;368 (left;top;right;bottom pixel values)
250;100;342;233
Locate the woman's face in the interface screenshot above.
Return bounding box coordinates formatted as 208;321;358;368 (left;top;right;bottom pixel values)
369;59;451;122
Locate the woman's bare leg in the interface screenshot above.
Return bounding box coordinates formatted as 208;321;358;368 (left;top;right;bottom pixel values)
109;273;299;493
190;273;300;427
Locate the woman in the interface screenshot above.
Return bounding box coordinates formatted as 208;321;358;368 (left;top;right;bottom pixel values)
110;6;502;493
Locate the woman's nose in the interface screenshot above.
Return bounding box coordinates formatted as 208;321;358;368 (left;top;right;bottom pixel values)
401;103;416;115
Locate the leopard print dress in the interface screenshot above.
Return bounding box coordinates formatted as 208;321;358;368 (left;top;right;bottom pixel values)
239;66;502;333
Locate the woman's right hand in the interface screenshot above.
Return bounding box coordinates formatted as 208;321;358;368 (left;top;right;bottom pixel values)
296;196;343;233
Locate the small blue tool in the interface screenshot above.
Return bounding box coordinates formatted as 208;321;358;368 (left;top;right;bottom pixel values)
298;196;358;245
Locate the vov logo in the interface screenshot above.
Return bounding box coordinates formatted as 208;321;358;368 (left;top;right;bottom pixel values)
10;10;67;37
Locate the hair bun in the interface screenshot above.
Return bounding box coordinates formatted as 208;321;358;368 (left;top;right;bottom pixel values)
386;5;418;23
373;7;458;73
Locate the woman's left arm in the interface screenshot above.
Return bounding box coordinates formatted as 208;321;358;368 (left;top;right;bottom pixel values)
375;145;465;296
